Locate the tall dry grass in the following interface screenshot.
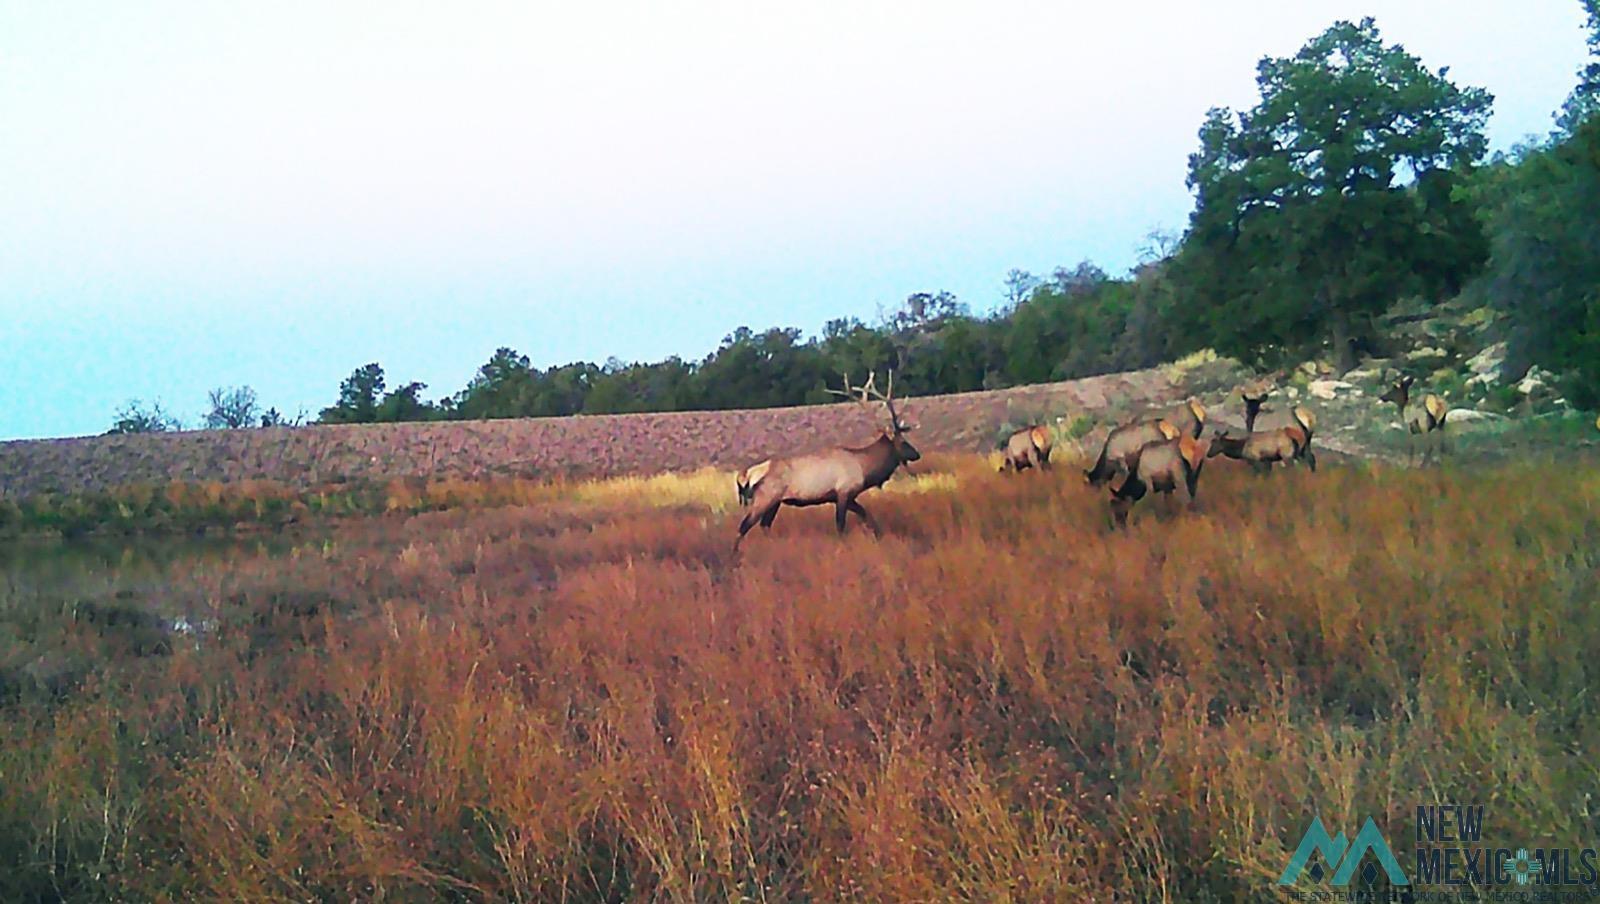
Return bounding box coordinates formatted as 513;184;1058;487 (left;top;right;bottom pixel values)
1;454;1597;901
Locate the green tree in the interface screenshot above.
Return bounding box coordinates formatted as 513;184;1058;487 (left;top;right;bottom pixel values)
692;327;826;410
374;381;437;422
1001;269;1041;310
584;358;695;414
886;291;965;334
449;348;538;419
1558;0;1600;131
529;362;600;417
107;399;181;434
320;363;386;423
1473;116;1600;406
1178;18;1492;371
203;385;260;429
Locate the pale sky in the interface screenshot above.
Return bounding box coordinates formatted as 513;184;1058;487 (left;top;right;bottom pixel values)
0;1;1589;439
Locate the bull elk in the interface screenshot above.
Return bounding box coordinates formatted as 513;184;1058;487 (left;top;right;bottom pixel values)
1207;405;1317;473
735;459;771;506
1084;418;1182;486
733;372;920;551
998;425;1053;474
1108;434;1213;528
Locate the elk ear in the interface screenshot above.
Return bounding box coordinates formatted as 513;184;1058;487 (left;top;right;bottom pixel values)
1190;399;1207;422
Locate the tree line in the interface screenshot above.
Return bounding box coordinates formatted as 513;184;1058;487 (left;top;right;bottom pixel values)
111;6;1600;434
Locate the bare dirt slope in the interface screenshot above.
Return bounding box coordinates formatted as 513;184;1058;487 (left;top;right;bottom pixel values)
1;368;1186;497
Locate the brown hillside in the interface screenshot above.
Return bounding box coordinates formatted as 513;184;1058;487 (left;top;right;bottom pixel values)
0;369;1185;497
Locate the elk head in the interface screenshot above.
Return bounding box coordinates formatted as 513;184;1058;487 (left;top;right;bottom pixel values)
1241;388;1270;432
1206;427;1247;459
831;371;921;464
1378;375;1414;415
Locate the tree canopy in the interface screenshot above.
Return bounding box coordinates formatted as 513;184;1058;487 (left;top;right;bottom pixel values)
1175;18;1492;370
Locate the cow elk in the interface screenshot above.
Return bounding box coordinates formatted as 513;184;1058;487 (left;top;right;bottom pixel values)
1207;405;1317;473
1378;375;1415;421
733;372;921;551
1084;418;1182;486
998;425;1053;474
1108;434;1213;528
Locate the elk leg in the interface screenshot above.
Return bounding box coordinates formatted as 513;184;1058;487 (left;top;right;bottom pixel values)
1304;447;1317;472
735;499;779;550
834;500;850;535
1110;497;1132;529
846;499;882;537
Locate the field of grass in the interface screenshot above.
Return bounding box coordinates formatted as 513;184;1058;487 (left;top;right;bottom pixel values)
2;452;1598;901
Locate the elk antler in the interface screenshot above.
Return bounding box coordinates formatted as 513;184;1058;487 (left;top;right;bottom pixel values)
826;372;868;404
829;371;912;433
861;370;912;433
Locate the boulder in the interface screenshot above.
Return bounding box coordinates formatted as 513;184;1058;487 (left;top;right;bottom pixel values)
1516;366;1552;395
1444;408;1500;423
1466;342;1507;378
1407;346;1449;363
1308;379;1355;400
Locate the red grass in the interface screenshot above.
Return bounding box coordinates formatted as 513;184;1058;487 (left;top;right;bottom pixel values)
1;455;1597;900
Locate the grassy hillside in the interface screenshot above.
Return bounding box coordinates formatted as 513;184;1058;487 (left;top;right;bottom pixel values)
1;367;1192;499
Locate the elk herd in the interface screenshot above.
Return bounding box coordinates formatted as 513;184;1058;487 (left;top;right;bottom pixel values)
730;369;1446;547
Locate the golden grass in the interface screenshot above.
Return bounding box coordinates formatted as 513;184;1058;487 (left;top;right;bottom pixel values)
562;457;967;515
566;466;740;514
1159;347;1220;380
1;454;1597;900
